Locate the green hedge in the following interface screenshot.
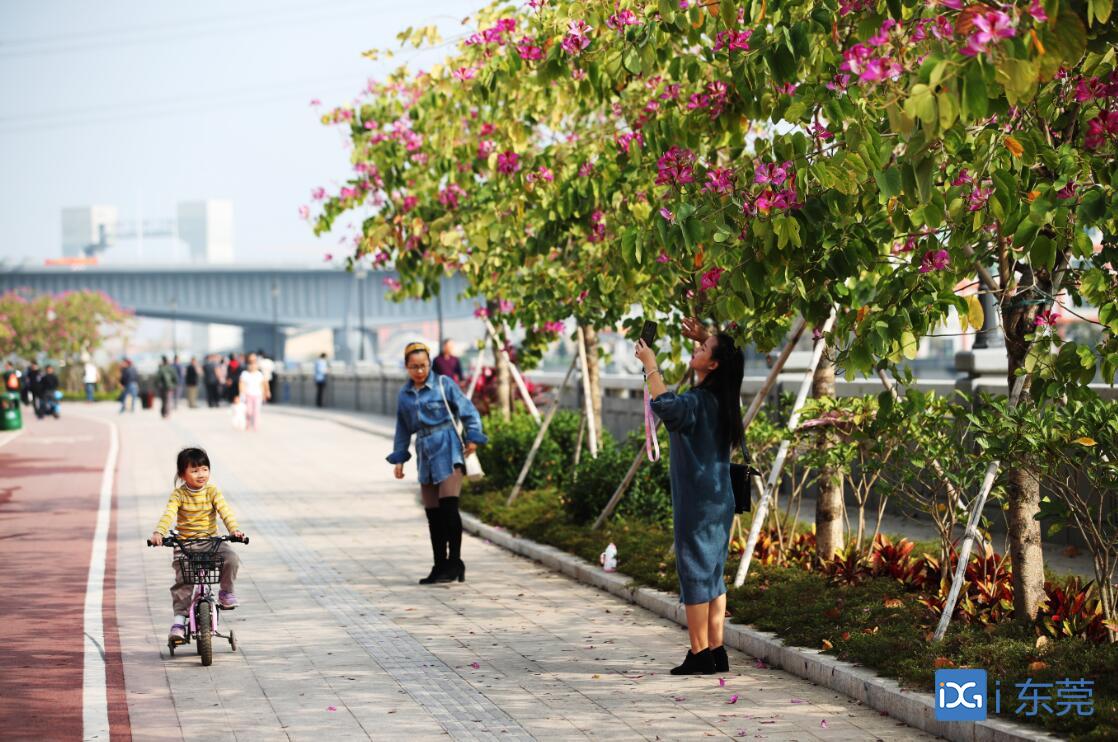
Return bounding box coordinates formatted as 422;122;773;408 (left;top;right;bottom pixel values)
476;411;674;526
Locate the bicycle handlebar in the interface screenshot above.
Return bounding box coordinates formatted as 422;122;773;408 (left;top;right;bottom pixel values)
147;534;249;547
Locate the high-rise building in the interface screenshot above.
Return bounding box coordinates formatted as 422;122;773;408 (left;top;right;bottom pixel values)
176;200;234;263
61;205;118;258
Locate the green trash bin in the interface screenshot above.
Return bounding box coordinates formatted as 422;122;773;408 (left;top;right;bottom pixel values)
1;391;22;431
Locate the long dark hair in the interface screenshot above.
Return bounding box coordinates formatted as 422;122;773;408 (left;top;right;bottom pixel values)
697;332;745;452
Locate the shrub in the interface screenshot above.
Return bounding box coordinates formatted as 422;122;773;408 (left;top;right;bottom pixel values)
477;411;588;491
563;426;672;526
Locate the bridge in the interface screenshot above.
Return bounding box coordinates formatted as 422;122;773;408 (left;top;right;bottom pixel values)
0;263;479;360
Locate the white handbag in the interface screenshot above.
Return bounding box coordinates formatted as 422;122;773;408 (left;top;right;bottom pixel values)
436;374;485;481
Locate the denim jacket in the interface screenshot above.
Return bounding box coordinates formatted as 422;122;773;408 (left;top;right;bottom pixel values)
387;374;488;485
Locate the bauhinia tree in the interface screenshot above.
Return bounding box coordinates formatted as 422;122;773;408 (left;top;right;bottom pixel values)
0;290;128;362
311;0;1118;621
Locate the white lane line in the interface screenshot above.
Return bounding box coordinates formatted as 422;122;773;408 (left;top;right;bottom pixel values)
83;419;119;741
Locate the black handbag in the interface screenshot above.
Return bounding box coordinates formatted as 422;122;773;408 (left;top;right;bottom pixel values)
731;460;762;514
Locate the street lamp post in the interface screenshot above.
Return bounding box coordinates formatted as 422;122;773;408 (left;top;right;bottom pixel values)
356;269;367;362
271;278;280;360
169;297;178;357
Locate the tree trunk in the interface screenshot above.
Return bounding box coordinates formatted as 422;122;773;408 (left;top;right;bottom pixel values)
1002;307;1045;621
492;310;512;420
582;325;603;437
812;349;844;563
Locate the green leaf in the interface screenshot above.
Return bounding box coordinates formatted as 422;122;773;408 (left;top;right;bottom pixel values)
914;157;934;204
1012;218;1039;249
623;47;642;75
903;83;937;127
995;58;1038;106
1089;0;1113;24
1030;235;1056;271
1038;12;1087;79
886;103;915;138
961;62;988;122
874;169;902;199
936;90;958;133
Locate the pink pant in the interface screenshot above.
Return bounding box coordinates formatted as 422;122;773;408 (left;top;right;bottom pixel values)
244;394;262;430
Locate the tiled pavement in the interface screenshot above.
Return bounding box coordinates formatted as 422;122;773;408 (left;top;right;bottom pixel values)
105;404;935;740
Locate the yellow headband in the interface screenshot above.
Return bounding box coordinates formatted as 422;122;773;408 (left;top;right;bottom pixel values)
404;342;430;360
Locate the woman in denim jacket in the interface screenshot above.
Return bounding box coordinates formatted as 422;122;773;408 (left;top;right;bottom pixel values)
388;342;488;584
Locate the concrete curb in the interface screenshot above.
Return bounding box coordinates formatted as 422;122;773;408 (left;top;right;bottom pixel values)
461;513;1063;742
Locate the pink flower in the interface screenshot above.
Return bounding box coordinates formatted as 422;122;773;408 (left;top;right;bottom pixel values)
656;251;670;263
383;277;402;291
571;68;587;81
961;11;1015;57
561;20;592;56
363;119;378;130
660;84;681;101
543;321;565;333
726;694;739;704
323;252;333;262
309;98;322;106
967;185;992;212
940;0;963;8
713;30;752;53
497;299;514;314
1027;0;1048;22
659;207;675;222
469;661;481;669
480;122;496;135
808;121;833;141
893;235;918;254
477;139;496;159
452;67;477;82
578;160;595;177
919;249;950;273
473;307;490;318
774;82;798;96
577;289;589;303
401;195;418;213
1056;182;1077;200
951;168;972;186
616;131;644;154
516;36;544;61
700;267;724;291
497;150;521;174
438;184;467;209
755;161;793;187
655;146;695;187
1035;309;1060;327
298;205;310;220
704;167;734;195
606;10;639;31
866;19;896;48
526;166;554;183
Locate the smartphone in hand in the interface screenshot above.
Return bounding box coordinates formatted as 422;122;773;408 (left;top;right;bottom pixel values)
640;320;658;347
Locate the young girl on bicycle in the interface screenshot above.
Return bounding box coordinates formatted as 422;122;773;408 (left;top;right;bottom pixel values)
150;447;246;643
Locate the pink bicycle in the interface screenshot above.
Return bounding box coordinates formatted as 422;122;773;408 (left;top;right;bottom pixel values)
147;533;248;666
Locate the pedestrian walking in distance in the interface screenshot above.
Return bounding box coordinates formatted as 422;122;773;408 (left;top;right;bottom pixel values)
156;356;177;418
119;358;139;413
388;342;487;584
432;339;464;382
83;359;99;402
150;447;245;645
238;353;270;431
314;353;329;407
185;357;201;408
635;317;745;676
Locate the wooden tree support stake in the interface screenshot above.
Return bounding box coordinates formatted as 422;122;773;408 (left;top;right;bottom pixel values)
507;355;578;505
484;318;541;422
465;326;490;400
576;325;598;458
734;310;837;587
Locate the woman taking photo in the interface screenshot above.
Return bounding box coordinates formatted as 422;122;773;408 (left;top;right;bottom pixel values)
635;318;745;675
388;342;488;585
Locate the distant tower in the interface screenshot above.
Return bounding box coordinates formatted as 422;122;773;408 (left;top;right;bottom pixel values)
176;200;234;263
61;206;118;258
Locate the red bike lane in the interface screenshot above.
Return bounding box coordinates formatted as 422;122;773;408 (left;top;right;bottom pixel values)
0;413;130;740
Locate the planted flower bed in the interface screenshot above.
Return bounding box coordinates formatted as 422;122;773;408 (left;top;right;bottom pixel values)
469;411;1118;740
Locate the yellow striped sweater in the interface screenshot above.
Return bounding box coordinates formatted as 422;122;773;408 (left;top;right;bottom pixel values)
154;483;239;538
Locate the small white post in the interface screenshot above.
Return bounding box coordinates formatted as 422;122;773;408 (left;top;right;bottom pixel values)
484;318;541;422
465;326;489;400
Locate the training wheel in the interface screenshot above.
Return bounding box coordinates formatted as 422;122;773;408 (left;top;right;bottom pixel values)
228;629;237;652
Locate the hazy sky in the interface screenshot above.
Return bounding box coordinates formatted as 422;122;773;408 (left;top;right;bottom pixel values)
1;0;464;265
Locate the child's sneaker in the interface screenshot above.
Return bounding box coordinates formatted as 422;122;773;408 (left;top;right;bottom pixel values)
168;623;186;643
218;591;238;609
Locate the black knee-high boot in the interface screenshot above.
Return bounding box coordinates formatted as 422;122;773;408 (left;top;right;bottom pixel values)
436;497;465;583
419;508;447;585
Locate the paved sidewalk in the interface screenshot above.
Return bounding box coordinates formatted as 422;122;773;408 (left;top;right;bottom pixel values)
106;404;931;740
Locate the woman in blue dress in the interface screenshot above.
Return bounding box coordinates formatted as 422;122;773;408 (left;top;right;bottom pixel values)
636;319;744;675
388;342;488;585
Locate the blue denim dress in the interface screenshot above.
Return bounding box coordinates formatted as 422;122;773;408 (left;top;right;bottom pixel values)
650;388;734;605
387;374;488;485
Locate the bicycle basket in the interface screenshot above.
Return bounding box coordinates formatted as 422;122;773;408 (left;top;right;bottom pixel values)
177;550;225;585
